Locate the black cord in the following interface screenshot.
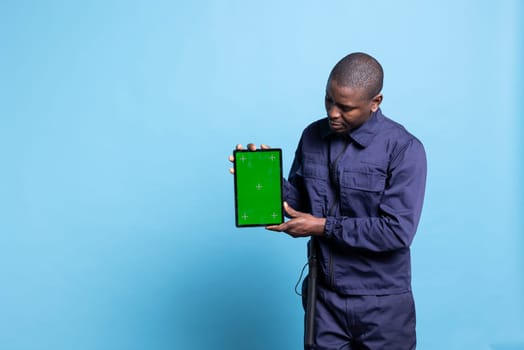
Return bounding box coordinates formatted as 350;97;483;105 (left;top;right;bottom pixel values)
294;261;309;296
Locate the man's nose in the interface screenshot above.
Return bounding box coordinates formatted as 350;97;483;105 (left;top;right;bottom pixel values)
327;104;341;118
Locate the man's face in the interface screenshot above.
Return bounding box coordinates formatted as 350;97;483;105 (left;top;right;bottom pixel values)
325;79;382;134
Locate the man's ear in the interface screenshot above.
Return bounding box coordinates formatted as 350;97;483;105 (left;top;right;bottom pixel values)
370;94;383;112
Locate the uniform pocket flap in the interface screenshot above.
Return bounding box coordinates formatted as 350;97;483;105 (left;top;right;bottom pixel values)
340;170;386;192
303;162;329;179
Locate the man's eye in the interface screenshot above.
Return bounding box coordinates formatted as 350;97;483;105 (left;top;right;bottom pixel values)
325;96;333;104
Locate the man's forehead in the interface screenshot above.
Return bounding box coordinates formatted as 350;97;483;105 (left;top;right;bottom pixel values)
326;79;368;103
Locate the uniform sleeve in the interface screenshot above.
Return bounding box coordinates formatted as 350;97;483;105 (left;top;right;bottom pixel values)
283;138;310;214
324;138;427;252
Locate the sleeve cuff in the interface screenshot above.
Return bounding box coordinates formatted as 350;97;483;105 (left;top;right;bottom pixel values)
324;216;339;238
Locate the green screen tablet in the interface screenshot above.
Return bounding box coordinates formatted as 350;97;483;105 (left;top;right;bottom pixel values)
234;149;284;227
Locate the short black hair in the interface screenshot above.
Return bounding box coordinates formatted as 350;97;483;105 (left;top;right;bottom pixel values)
328;52;383;99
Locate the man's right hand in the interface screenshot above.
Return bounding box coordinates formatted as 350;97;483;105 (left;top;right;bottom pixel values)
228;143;270;174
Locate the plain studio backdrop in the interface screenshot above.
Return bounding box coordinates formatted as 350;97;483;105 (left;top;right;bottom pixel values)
1;1;523;349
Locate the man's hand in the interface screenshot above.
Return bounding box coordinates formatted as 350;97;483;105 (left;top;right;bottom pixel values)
228;143;270;174
266;202;326;238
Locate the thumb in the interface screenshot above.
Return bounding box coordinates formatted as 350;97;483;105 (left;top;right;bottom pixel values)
283;202;301;217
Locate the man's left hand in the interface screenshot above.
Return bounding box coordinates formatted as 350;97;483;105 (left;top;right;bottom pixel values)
266;202;326;238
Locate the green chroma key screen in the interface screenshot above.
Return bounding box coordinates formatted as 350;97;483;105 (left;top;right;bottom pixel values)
234;149;284;227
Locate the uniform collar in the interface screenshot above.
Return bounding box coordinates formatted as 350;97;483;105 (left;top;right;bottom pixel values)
321;109;382;148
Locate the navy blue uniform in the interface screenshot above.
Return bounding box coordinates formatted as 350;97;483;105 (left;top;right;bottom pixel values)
284;109;427;349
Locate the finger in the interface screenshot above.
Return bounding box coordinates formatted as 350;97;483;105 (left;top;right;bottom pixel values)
247;143;256;151
229;154;235;163
261;144;270;149
236;144;244;150
229;168;235;174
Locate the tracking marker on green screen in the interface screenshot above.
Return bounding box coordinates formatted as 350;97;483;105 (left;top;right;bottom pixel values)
233;149;284;227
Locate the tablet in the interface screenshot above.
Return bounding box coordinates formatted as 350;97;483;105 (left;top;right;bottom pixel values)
233;149;284;227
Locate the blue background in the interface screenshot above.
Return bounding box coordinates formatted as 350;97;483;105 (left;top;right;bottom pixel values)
1;1;523;349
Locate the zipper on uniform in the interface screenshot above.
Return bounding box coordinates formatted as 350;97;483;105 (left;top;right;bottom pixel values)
326;139;351;289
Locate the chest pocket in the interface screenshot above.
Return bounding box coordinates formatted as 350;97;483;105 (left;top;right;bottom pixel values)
301;154;329;206
339;170;386;215
302;152;329;180
340;170;386;192
303;162;328;180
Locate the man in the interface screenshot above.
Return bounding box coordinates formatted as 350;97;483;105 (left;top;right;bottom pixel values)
230;52;427;349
